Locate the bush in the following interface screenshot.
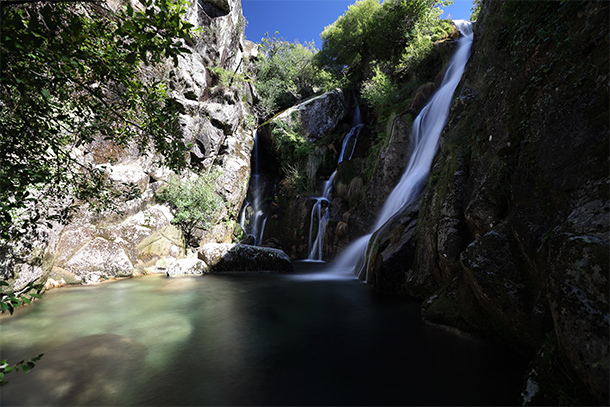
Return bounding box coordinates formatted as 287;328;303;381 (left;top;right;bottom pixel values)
157;174;223;247
361;64;401;118
270;119;313;168
252;33;328;117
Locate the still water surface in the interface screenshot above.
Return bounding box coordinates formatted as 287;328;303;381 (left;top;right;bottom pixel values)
0;263;525;406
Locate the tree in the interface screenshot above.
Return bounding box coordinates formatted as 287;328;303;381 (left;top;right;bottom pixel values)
0;0;194;243
314;0;380;83
157;173;224;247
314;0;448;84
0;353;44;387
470;0;482;20
252;32;329;117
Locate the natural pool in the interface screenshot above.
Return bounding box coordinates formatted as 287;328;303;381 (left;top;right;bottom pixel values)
0;263;526;406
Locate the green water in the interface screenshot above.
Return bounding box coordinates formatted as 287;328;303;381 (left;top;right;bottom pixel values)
0;265;526;405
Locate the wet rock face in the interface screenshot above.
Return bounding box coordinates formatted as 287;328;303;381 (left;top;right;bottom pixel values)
412;1;608;404
364;200;420;294
545;212;609;403
357;0;608;403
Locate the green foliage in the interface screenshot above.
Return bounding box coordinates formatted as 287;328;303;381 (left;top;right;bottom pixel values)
315;0;448;84
281;163;308;194
361;64;401;118
397;16;453;74
270;120;313;169
157;174;224;247
0;0;193;243
208;64;248;88
0;353;44;386
470;0;482;21
315;0;380;81
252;32;332;117
315;0;454;125
0;281;42;315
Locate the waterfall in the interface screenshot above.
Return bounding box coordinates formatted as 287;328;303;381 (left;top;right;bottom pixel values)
306;103;363;261
338;123;364;164
333;20;474;279
306;171;336;261
240;130;268;245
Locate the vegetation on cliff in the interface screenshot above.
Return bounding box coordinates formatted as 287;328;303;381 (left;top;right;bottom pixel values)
248;0;459;259
251;0;454;120
0;0;193;244
157;173;224;247
251;33;331;117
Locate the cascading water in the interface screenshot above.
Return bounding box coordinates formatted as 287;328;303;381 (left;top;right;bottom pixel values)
240;130;268;245
333;20;474;279
306;104;364;261
306;171;336;261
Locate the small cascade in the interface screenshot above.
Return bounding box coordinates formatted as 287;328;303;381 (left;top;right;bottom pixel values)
306;103;363;261
306;171;336;261
240;130;268;245
332;20;474;279
338;124;364;164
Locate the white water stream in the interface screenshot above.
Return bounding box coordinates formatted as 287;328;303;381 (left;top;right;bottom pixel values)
332;20;474;279
240;130;267;245
306;104;364;261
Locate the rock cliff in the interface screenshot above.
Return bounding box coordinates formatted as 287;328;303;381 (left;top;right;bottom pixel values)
362;1;608;404
4;0;258;289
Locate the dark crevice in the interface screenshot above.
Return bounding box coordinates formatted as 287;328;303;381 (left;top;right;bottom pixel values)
198;0;229;18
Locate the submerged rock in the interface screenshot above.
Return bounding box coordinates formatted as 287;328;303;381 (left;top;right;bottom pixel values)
198;243;293;272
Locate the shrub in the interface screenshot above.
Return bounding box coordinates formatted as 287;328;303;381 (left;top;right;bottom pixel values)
270;120;312;168
157;173;223;247
252;33;330;117
282;163;308;194
361;64;401;118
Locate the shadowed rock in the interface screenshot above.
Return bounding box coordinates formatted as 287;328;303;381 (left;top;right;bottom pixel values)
199;243;293;272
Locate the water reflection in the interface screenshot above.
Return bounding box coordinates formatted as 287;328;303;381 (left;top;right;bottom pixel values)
1;266;526;406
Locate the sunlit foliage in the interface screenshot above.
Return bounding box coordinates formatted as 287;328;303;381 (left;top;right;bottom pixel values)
157;173;224;247
315;0;450;84
252;32;334;117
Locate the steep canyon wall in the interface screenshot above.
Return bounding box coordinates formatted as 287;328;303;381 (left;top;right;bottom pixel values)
365;1;608;404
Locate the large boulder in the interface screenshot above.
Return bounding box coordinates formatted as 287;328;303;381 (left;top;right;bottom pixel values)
272;89;346;140
198;243;293;272
50;205;180;284
165;253;209;277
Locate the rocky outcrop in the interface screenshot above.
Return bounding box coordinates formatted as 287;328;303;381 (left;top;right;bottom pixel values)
252;89;355;259
359;1;608;404
50;205;180;284
2;0;258;289
271;89;347;141
199;243;293;272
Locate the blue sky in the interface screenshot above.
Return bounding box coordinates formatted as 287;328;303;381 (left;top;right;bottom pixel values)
242;0;474;47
